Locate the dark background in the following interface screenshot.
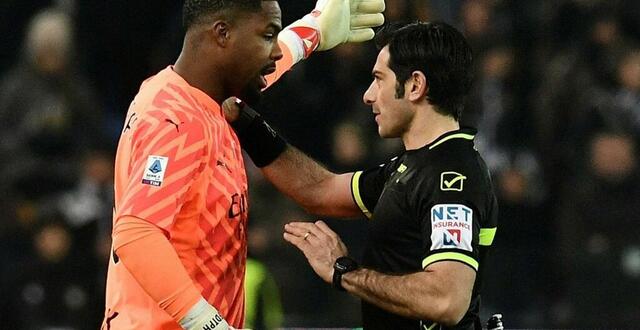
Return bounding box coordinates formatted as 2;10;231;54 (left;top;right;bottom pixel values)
1;0;640;328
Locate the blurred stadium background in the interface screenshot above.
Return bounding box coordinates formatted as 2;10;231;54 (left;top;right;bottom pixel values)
1;0;639;328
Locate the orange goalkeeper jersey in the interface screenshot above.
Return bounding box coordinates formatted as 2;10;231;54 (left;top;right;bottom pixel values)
104;66;250;329
104;40;294;329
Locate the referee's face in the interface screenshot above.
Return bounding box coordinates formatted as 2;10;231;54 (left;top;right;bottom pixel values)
364;47;414;139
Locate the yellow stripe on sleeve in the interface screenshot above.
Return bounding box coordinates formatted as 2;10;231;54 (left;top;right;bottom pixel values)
422;252;479;271
351;171;372;219
479;227;497;246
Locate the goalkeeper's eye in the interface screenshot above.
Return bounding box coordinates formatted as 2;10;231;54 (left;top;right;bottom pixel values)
264;34;275;41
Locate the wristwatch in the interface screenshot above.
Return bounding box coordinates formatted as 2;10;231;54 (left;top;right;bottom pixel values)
333;256;359;291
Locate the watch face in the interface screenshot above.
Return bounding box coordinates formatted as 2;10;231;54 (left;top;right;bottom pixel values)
335;257;358;273
333;257;358;291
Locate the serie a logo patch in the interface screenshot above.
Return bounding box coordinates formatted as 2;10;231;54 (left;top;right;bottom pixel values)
430;204;473;252
142;155;169;186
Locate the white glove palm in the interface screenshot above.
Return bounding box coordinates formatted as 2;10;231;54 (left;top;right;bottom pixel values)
280;0;385;60
315;0;386;50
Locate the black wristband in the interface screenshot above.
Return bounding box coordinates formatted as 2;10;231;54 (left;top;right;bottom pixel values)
333;256;359;291
230;98;260;134
231;100;287;167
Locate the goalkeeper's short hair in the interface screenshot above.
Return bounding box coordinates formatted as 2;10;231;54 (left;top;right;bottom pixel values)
182;0;265;30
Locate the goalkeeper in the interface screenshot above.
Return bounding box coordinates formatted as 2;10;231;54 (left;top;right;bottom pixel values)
102;1;384;329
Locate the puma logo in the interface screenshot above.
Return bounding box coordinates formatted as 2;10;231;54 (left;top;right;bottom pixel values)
217;159;231;173
165;119;183;132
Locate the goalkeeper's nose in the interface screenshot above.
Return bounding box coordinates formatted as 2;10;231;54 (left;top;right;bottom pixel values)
270;39;283;62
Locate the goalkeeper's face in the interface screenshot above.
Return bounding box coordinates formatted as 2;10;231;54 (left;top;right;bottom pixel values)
228;1;283;105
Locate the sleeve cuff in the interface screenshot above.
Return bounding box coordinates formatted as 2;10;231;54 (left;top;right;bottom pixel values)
422;252;478;271
277;30;305;64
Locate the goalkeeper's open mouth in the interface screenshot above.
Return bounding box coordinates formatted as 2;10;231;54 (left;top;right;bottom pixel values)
258;65;277;89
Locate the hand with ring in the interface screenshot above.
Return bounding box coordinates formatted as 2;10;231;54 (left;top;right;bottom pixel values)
283;220;348;283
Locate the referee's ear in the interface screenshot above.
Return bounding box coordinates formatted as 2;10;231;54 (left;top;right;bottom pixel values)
407;70;429;102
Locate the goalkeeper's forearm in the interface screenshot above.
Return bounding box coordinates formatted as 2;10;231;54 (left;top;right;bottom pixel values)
113;216;233;329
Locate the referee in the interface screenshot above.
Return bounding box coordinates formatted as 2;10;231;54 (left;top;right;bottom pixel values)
226;21;498;330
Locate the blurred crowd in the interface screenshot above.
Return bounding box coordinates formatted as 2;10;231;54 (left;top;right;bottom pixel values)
1;0;639;329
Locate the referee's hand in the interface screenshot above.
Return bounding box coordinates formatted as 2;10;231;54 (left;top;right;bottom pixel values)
284;220;348;284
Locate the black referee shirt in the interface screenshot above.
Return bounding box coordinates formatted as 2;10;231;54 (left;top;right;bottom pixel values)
350;128;498;330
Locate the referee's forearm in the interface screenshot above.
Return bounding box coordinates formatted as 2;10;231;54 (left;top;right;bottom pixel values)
262;146;359;218
342;269;433;319
341;268;462;325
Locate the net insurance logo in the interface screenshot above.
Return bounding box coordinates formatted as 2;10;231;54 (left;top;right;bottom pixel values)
430;204;473;252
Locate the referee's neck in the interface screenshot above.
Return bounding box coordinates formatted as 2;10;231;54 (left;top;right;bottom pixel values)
403;110;459;150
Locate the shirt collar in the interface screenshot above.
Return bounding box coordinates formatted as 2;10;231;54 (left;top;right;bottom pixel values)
163;66;223;117
423;127;477;151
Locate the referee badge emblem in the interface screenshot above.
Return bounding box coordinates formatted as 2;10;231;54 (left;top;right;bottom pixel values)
440;171;466;191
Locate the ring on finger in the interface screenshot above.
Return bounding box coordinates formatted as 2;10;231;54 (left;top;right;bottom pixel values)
303;232;311;240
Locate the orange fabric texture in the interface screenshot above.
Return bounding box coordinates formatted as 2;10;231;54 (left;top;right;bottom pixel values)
114;215;202;321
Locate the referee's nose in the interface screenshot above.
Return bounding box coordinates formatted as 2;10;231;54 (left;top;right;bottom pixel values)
363;80;376;106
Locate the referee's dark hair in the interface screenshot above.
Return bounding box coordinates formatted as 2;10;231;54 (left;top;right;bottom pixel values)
375;21;474;121
182;0;267;30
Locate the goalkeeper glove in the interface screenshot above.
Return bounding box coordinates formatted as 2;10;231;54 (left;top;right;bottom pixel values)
179;298;239;330
279;0;385;62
